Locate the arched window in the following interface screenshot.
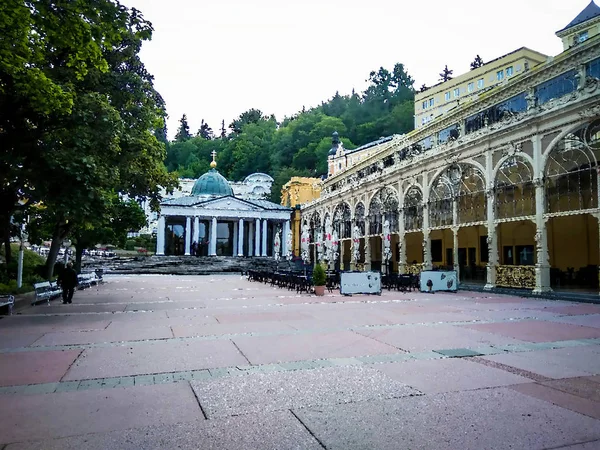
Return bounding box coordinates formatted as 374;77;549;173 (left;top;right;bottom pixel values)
368;187;399;235
333;203;352;239
457;165;486;224
309;212;321;243
354;203;366;236
404;187;423;231
545;121;600;213
429;167;457;228
495;156;535;219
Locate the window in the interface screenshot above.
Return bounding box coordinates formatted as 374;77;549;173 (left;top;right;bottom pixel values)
453;88;460;98
445;92;450;101
429;98;434;107
506;66;514;77
497;70;504;81
467;82;474;92
577;30;588;43
422;101;427;109
477;78;484;89
421;117;426;125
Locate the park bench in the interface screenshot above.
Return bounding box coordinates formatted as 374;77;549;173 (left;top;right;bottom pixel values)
0;295;15;315
77;272;98;289
32;281;62;305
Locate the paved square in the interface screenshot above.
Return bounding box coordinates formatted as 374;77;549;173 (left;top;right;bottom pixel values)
1;274;599;449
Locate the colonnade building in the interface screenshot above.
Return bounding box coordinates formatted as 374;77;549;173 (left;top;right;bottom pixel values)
300;2;600;294
156;154;292;257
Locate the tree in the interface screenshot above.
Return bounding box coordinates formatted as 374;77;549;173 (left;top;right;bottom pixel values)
439;65;453;82
420;84;428;92
197;119;213;140
175;114;192;142
470;55;484;70
229;109;267;134
220;120;226;138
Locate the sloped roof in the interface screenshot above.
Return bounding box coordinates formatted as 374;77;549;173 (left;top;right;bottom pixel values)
558;1;600;33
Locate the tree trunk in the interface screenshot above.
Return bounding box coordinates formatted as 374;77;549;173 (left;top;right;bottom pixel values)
2;223;11;265
44;222;70;280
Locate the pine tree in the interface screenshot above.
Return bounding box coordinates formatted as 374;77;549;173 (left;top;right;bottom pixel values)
220;120;226;138
470;55;484;70
419;84;428;92
197;119;213;140
175;114;191;142
439;65;453;82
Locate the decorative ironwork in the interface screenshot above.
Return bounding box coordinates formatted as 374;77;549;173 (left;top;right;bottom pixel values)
403;263;423;275
457;165;486;224
495;155;535;219
545;120;600;213
496;265;536;289
368;187;399;235
404;187;424;231
333;202;352;239
354;202;366;236
465;93;528;134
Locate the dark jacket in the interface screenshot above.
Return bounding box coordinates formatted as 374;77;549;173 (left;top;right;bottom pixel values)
58;267;78;289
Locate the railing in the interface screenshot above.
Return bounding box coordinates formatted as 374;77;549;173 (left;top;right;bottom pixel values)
401;263;424;276
496;265;536;289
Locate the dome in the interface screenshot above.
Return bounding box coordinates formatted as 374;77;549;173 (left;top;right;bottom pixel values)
191;169;234;197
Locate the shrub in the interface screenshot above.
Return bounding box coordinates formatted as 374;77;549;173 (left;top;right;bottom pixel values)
312;263;326;286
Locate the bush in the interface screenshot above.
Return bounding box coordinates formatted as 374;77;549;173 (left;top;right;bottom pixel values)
125;239;136;251
312;263;326;286
0;244;47;293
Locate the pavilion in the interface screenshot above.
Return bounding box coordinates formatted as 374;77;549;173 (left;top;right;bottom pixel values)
156;152;292;257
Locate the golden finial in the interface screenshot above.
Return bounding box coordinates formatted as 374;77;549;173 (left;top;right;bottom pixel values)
210;150;217;168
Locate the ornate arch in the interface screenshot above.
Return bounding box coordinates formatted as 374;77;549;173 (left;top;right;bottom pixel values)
309;211;321;243
544;120;600;214
429;163;487;227
494;155;536;219
403;186;423;231
354;202;366;236
368;187;399;235
333;202;352;239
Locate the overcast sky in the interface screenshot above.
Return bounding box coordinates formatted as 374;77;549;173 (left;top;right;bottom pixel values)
121;0;589;139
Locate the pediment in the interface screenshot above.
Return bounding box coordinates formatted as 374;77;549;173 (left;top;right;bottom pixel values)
194;196;264;212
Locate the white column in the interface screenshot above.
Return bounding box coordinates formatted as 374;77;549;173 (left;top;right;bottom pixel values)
398;210;407;273
193;217;200;245
238;219;244;256
484;190;499;290
282;221;290;258
233;221;238;256
261;219;268;257
210;217;217;256
364;237;371;271
422;205;432;270
532;134;552;294
255;218;261;256
184;216;192;255
156;215;166;255
452;200;459;280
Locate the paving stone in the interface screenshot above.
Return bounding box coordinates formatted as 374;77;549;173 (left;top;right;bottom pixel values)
23;383;59;395
54;381;81;393
153;373;174;384
433;348;484;358
208;367;240;378
191;365;421;419
190;370;211;380
410;351;445;360
327;357;363;366
133;375;155;386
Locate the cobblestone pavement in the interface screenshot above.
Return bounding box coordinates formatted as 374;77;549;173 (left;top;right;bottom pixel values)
1;275;599;449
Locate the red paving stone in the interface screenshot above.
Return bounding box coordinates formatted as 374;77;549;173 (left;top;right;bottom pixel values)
0;383;201;444
0;350;81;387
538;305;600;316
463;320;600;342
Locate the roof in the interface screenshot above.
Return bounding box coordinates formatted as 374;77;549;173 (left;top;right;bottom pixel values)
161;195;291;211
191;169;233;196
339;135;395;156
558;1;600;33
245;199;291;211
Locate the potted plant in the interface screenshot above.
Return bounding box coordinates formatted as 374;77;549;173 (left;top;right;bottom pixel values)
312;263;326;296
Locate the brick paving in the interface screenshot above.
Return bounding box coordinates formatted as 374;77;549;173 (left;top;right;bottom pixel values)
0;274;599;449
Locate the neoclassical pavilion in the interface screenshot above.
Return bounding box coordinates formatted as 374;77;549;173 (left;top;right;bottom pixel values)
301;6;600;294
157;154;292;257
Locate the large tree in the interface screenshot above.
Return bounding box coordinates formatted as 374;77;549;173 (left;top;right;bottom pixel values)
175;113;192;142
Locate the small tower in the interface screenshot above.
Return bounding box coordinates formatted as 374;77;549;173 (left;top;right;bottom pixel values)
328;131;344;177
556;1;600;51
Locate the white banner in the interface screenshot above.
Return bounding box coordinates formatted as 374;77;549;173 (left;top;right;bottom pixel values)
420;271;458;292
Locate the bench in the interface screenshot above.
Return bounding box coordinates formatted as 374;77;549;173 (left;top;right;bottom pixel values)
77;272;98;289
0;295;15;315
32;281;62;305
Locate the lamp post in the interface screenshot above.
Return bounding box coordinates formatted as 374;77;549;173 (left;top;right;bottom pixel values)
16;224;25;289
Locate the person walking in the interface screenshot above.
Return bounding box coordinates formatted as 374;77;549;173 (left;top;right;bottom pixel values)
58;262;78;304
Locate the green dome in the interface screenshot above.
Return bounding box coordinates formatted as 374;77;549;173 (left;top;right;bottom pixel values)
191;169;234;197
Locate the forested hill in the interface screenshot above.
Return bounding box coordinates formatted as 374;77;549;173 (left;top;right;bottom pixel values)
163;63;416;203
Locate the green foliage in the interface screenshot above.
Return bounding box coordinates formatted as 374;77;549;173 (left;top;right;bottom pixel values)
312;263;326;286
175;114;192;142
0;245;46;293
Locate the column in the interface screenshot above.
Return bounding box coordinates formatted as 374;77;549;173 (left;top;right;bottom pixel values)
532;134;551;294
350;221;356;271
364;237;371;271
209;217;217;256
282;220;290;258
255;218;261;256
184;216;191;255
596;214;600;297
238;219;244;257
261;219;268;257
452;200;459;280
422;205;432;270
193;217;200;246
484;190;499;290
398;210;407;273
233;221;238;256
156;215;165;255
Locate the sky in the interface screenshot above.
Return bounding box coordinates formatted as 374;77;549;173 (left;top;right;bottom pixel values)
120;0;590;140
